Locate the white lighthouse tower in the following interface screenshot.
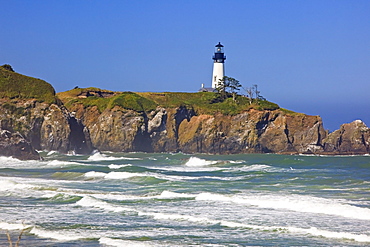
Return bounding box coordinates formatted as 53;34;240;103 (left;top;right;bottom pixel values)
212;42;226;89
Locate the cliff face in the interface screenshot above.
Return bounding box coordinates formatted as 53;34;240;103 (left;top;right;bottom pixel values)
0;66;94;159
177;110;327;154
0;100;94;159
60;89;370;155
66;99;328;154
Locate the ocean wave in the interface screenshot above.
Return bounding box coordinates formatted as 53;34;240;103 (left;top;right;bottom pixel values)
76;196;132;213
231;164;273;172
46;150;58;156
75;195;370;243
156;190;194;199
46;193;82;203
47;160;82;167
84;171;147;180
149;166;225;172
30;227;85;241
90;190;194;202
0;156;82;169
228;160;245;164
83;170;199;182
0;179;42;192
137;211;218;225
87;152;142;161
108;164;132;169
184;157;218;167
0;222;31;230
99;237;156;247
0;156;25;162
286;226;370;243
195;192;370;220
0;156;41;168
139;209;370;243
219;221;370;242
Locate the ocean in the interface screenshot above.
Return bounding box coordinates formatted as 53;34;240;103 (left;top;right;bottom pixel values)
0;151;369;246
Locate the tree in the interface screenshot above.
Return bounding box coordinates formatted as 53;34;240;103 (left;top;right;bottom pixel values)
244;86;254;104
216;76;242;102
243;84;265;104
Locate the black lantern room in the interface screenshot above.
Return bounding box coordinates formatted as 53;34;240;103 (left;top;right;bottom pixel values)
213;42;226;63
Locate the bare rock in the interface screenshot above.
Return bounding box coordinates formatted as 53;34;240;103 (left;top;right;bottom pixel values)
323;120;370;154
0;129;40;160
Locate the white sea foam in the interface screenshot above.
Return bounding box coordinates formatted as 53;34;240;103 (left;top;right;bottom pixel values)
83;170;195;182
46;150;58;156
150;166;225;172
84;171;107;178
108;164;132;169
231;164;273;172
0;156;40;168
76;196;131;213
195;192;370;220
30;227;84;241
0;155;22;163
219;220;370;242
105;172;146;179
138;209;370;243
46;160;81;167
157;190;194;199
138;211;217;225
87;152;142;161
0;179;42;192
228;160;245;164
84;171;146;180
75;195;370;243
0;222;31;230
99;237;155;247
287;226;370;242
91;190;194;201
184;157;218;167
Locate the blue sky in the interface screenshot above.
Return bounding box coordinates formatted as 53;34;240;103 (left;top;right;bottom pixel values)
1;0;369;131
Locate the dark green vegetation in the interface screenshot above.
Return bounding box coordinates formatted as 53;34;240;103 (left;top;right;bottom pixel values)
58;87;280;115
138;92;279;115
0;65;56;104
58;88;158;113
0;64;280;115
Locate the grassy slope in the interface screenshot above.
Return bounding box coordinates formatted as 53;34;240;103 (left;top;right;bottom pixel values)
0;65;56;104
58;88;280;115
58;88;158;113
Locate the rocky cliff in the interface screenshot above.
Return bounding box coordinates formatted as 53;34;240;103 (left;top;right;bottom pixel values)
1;65;369;159
61;101;327;154
0;65;94;159
58;88;370;156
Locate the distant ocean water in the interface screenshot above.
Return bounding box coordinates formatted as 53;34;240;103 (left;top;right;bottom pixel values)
0;151;369;246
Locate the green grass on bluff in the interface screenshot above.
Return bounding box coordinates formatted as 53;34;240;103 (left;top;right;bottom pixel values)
0;65;56;104
0;64;280;115
58;87;280;115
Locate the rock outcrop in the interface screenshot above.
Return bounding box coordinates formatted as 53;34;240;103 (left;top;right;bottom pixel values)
0;100;94;158
0;65;94;159
0;129;40;160
323;120;370;154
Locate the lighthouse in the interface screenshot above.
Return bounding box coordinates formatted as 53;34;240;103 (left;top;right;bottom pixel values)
212;42;226;89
